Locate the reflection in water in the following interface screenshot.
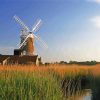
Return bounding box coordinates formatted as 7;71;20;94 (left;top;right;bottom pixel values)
83;89;92;100
63;75;100;100
68;85;100;100
91;78;100;100
68;89;92;100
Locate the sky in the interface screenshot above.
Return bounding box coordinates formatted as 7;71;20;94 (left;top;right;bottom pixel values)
1;0;100;62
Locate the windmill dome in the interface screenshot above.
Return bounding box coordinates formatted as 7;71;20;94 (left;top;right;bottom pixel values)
28;33;34;39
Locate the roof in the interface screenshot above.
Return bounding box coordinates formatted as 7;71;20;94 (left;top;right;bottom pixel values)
0;55;38;64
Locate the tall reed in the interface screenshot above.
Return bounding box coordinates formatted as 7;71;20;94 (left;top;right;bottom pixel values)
0;64;100;100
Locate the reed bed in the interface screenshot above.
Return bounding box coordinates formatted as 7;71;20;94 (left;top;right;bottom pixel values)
0;64;100;100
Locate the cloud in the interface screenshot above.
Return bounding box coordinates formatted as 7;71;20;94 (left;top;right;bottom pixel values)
90;16;100;28
87;0;100;3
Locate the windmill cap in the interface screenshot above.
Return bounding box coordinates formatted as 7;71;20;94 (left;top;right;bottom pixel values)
28;34;34;38
29;32;32;34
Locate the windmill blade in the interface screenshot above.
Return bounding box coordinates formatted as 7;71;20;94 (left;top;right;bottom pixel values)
19;34;30;49
14;15;30;32
32;19;42;33
34;34;48;49
35;39;46;49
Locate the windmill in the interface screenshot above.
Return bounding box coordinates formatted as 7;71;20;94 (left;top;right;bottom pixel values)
13;15;47;56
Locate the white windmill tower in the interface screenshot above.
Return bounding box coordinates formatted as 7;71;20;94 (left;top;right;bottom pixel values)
13;15;47;56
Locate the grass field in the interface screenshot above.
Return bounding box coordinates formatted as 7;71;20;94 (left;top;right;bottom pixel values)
0;64;100;100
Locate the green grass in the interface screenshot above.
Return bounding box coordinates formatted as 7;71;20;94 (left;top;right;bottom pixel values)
0;71;63;100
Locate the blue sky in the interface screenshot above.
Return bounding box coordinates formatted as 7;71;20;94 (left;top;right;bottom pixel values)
1;0;100;62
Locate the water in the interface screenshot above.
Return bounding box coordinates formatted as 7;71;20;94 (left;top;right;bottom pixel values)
64;76;100;100
81;89;92;100
68;89;92;100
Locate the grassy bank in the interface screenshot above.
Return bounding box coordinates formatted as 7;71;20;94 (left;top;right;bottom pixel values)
0;64;100;100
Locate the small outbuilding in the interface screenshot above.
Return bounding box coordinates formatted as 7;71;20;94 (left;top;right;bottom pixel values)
0;55;41;66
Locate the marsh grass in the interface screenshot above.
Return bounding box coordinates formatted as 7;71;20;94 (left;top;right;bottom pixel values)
0;64;100;100
0;71;63;100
